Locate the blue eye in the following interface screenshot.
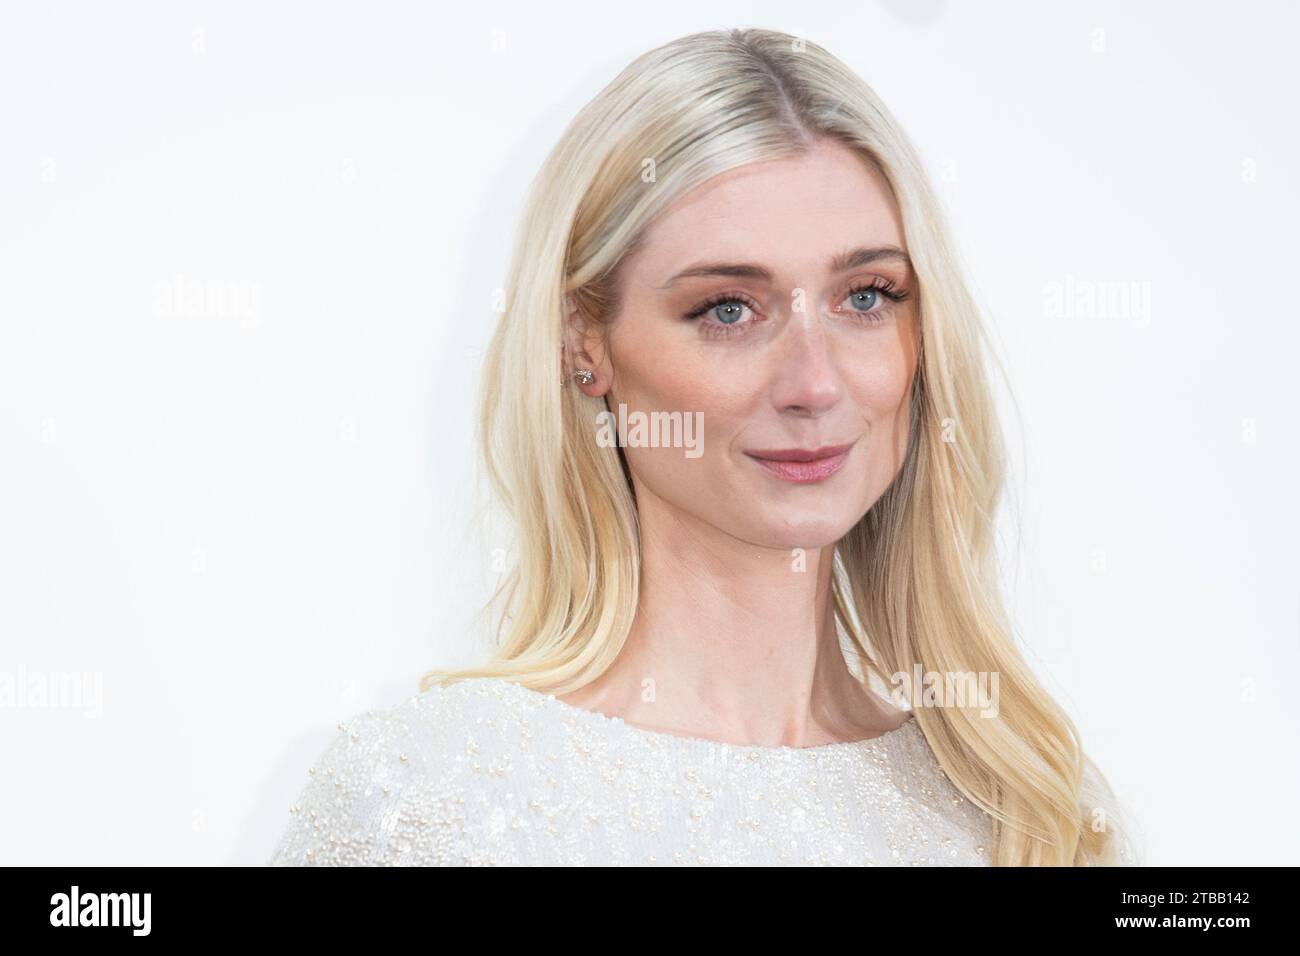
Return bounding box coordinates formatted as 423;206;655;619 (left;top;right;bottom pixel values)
836;280;910;322
683;294;757;329
846;288;879;311
712;302;746;324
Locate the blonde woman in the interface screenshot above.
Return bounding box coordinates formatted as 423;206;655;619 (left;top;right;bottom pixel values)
270;27;1138;867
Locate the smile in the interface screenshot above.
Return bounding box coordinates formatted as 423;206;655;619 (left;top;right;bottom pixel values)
743;442;855;484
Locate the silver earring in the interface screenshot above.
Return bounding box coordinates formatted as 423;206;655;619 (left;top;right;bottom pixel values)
572;369;595;386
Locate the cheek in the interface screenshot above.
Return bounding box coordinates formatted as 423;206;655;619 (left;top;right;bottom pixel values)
606;313;763;426
611;364;752;487
604;319;762;508
849;338;914;415
846;340;917;471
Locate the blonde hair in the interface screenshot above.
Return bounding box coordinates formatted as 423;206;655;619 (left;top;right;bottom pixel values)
420;27;1139;866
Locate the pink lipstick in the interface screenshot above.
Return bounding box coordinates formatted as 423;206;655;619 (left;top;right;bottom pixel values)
743;442;854;484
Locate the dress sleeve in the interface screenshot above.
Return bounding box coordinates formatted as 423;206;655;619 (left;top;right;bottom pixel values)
267;703;430;866
1111;821;1144;867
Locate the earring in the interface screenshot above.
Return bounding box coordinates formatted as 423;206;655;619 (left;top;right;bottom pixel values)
572;369;595;386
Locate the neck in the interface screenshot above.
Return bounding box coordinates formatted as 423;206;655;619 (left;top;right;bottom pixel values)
560;481;905;748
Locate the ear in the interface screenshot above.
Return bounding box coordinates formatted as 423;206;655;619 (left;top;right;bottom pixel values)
561;292;612;396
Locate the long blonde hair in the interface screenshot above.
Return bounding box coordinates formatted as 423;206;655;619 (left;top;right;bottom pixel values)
420;27;1138;866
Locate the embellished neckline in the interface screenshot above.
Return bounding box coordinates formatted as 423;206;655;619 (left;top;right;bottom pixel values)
494;677;916;757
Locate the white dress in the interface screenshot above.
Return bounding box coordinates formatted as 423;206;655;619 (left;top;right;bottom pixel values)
268;675;996;865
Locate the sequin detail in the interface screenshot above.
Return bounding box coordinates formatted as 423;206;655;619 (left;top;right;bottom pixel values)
268;676;996;865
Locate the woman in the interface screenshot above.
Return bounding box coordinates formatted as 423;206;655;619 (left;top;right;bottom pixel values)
270;27;1137;866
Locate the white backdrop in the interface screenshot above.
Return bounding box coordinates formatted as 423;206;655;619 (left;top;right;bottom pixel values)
2;1;1296;866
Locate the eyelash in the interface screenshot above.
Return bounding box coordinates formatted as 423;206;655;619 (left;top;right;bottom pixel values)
682;279;911;338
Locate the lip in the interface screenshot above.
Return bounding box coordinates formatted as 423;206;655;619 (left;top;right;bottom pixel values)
743;442;855;484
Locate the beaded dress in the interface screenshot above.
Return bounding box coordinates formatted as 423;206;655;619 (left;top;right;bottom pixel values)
269;675;997;866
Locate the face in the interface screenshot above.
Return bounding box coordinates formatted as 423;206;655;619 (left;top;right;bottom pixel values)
570;137;920;550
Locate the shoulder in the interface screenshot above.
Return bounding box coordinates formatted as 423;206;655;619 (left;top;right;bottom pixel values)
267;678;517;866
873;717;997;860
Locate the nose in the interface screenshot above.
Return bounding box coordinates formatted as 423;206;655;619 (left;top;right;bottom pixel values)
767;312;845;417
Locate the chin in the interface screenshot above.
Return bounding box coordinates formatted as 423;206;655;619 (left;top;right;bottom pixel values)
746;510;859;551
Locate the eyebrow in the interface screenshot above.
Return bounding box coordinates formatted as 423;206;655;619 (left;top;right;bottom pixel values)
658;245;912;289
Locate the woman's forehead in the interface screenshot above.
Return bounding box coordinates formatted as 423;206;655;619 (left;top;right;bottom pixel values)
631;145;907;280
